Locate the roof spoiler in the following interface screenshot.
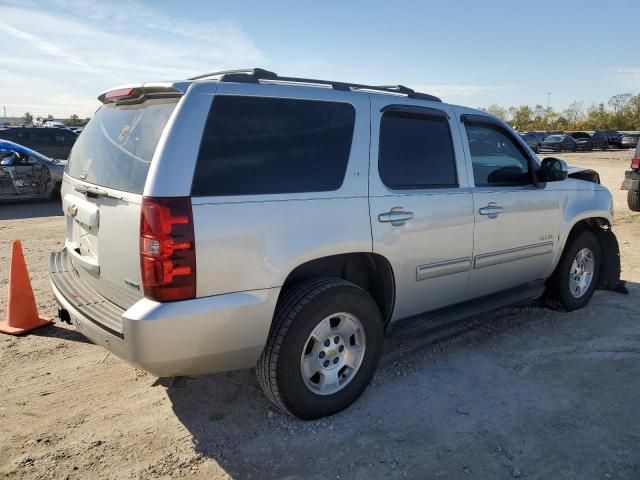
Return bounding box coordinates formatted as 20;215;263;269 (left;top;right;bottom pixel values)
98;82;187;104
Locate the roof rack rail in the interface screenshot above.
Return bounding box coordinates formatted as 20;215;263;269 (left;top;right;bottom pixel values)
188;68;442;102
188;68;277;81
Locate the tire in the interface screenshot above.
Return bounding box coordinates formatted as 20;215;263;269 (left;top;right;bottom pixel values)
544;230;602;311
628;190;640;212
256;277;384;419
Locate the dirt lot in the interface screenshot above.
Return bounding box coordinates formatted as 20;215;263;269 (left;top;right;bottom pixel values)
0;150;639;480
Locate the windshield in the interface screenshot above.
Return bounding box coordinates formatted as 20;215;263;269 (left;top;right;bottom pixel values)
66;97;178;194
546;136;563;143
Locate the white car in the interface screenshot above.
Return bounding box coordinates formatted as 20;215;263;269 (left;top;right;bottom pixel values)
43;121;66;128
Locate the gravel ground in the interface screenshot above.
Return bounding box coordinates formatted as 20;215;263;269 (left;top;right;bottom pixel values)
0;150;638;479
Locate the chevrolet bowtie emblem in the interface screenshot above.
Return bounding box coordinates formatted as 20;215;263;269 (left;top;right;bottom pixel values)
68;205;78;217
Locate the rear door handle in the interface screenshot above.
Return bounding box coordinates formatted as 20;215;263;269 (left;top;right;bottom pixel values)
378;207;414;226
479;202;503;217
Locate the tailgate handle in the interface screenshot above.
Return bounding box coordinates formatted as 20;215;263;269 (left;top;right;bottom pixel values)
66;244;100;275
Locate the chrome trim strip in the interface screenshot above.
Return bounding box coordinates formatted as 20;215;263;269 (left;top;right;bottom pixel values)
474;241;554;269
416;257;472;281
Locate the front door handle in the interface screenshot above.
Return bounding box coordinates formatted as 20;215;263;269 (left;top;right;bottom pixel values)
378;207;414;226
479;202;503;218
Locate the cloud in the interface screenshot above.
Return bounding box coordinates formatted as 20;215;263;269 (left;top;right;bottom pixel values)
609;67;640;92
0;0;265;116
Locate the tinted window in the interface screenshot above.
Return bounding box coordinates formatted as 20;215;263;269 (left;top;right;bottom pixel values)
11;130;25;140
378;112;457;189
67;98;178;194
466;123;531;187
31;130;53;142
192;96;355;196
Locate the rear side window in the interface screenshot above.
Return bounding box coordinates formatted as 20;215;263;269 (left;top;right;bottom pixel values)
67;98;178;194
378;111;457;189
191;96;355;197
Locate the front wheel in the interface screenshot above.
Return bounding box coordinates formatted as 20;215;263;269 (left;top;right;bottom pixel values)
628;190;640;212
544;230;602;310
256;278;383;419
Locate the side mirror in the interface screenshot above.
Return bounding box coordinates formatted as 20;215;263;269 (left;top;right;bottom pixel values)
539;157;568;182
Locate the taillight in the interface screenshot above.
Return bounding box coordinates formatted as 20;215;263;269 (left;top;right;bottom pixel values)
631;158;640;169
140;197;196;302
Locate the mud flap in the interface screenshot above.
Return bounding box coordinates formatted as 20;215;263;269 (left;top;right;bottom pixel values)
594;227;628;294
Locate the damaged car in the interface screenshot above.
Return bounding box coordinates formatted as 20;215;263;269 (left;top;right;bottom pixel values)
0;140;66;201
49;69;624;419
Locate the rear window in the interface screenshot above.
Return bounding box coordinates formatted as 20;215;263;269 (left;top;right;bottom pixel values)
191;96;355;197
67;98;178;194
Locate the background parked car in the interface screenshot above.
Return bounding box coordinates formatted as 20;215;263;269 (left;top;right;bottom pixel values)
568;131;594;151
590;131;609;150
620;133;639;149
533;132;548;143
594;130;623;149
0;140;66;201
622;142;640;211
43;121;66;128
540;134;577;152
519;131;542;152
0;126;77;159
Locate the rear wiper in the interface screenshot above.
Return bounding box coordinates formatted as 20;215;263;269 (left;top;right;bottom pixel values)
75;184;123;200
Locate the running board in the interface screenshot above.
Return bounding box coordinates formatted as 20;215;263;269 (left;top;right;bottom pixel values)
388;282;545;338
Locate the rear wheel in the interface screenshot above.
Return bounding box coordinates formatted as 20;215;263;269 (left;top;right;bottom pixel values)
628;190;640;212
544;230;601;311
256;277;384;419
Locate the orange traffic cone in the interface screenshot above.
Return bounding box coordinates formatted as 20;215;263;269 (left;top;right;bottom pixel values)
0;240;53;335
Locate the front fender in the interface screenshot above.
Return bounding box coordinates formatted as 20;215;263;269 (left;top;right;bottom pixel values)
549;185;624;291
554;213;623;292
553;208;612;271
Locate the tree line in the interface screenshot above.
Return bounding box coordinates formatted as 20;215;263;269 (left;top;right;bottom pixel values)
20;112;87;127
482;93;640;132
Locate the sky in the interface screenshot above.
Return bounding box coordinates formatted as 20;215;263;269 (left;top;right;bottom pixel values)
1;0;638;118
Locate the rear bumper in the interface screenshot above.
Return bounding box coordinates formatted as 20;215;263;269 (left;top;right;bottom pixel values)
622;170;640;191
50;250;279;377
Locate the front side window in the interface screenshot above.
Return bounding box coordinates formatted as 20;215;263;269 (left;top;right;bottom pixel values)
378;111;457;189
192;96;355;197
465;123;531;187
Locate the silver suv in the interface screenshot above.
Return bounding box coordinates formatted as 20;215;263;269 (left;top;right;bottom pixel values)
50;69;621;419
